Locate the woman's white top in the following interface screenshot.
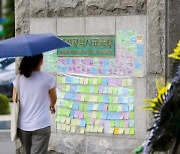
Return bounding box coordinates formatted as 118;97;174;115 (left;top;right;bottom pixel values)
13;71;56;131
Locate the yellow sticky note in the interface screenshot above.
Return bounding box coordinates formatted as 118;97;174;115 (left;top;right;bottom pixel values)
108;87;113;94
62;76;66;83
65;125;70;132
80;94;85;101
60;116;66;123
127;78;133;87
114;128;120;135
92;95;98;102
85;125;90;132
80;78;84;84
61;124;66;131
60;92;65;99
66;117;71;124
92;112;97;118
70;126;76;133
114;96;118;104
90;125;94;132
95;119;100;125
109;128;114;134
94;126;98;132
57;123;62;130
89;95;94;102
84;78;88;84
93;78;98;84
117;105;122;112
71;119;76;126
66;85;70;91
75;119;80;126
122;79;127;86
125;128;130;134
119;128;124;134
98;126;104;132
93;104;98;111
80;127;85;134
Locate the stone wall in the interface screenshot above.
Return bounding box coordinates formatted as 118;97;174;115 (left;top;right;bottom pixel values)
15;0;168;154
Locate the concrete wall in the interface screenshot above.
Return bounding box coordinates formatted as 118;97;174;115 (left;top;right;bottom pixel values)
15;0;168;154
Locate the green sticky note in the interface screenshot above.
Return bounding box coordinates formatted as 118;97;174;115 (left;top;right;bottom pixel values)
85;86;90;93
65;109;71;116
57;108;62;115
94;87;99;93
84;104;88;111
112;87;118;94
57;76;62;83
84;95;90;101
88;78;93;84
130;112;134;119
109;96;114;103
55;115;61;122
97;112;102;119
108;104;113;111
129;128;135;135
120;120;124;128
68;101;73;108
64;101;69;108
61;84;66;92
129;88;134;95
79;104;84;110
86;118;91;124
110;120;115;128
84;112;88;118
81;86;85;92
97;77;102;84
93;58;99;66
112;104;118;111
98;96;103;103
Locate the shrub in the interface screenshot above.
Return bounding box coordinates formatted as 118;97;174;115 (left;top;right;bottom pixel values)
0;93;10;115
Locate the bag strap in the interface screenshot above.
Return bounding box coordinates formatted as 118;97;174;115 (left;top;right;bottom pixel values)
14;74;20;103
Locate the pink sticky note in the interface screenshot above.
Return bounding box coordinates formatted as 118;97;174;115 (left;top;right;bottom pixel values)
87;68;90;74
103;104;108;111
76;93;81;101
98;68;102;74
57;84;61;90
99;59;104;66
104;121;110;133
109;68;113;74
118;78;122;86
72;59;77;65
99;86;103;93
125;120;129;128
99;120;104;126
91;118;95;125
119;112;124;119
124;112;129;119
74;110;79;118
68;66;73;72
79;111;84;119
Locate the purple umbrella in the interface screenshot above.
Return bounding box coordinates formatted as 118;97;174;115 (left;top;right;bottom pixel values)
0;33;69;58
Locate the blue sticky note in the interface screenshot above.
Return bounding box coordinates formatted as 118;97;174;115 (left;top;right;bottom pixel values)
98;104;103;111
59;66;68;73
107;113;114;120
118;96;124;104
101;112;108;119
115;120;120;127
90;67;97;75
71;78;79;84
129;96;134;103
137;44;144;57
102;68;109;75
122;87;129;95
129;104;134;111
102;78;108;85
65;92;76;100
130;37;136;44
76;85;80;92
90;86;94;93
66;58;72;65
70;85;77;92
80;120;86;127
134;61;142;69
57;66;63;72
66;76;71;83
72;102;79;110
122;104;129;111
114;113;120;120
124;97;129;103
88;104;93;111
104;59;110;66
129;120;135;127
70;110;75;118
60;100;65;106
103;87;108;93
103;96;109;103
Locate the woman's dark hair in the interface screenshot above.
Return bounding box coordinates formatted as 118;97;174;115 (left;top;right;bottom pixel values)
19;54;43;78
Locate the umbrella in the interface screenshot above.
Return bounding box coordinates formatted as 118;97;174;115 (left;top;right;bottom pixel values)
0;33;69;58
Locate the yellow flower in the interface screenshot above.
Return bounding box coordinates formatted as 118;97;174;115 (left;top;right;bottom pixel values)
168;41;180;60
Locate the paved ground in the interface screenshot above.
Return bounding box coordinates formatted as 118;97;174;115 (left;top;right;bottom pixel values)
0;130;16;154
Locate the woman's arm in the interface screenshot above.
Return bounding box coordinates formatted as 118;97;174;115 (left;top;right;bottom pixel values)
49;87;57;114
12;87;17;103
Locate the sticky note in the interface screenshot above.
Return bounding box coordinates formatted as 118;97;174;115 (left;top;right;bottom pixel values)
97;77;102;84
98;126;104;132
92;112;97;118
98;104;103;111
61;84;66;92
84;112;88;118
117;105;122;112
76;119;80;126
71;119;76;126
114;128;120;134
120;120;124;127
94;87;98;93
70;110;75;118
79;104;84;111
65;125;71;132
103;104;108;111
110;120;115;128
90;86;95;93
112;87;118;94
57;76;62;83
66;117;71;124
124;120;129;128
129;104;134;111
103;87;108;94
108;87;113;94
92;96;98;102
91;118;95;125
61;76;66;83
84;95;90;101
80;120;86;127
80;127;85;134
83;104;88;111
119;128;124;134
102;78;108;85
80;94;85;101
85;125;90;132
99;120;104;126
72;102;79;110
115;120;120;127
129;112;134;119
101;112;107;119
129;88;134;95
98;86;103;93
125;128;130;134
102;68;109;75
124;112;129;119
85;87;90;93
70;126;76;133
83;78;88;84
88;78;93;84
122;104;129;111
108;96;114;104
55;116;61;122
129;120;135;127
70;85;77;92
129;96;134;103
127;78;133;87
97;112;102;119
95;119;100;125
103;96;109;103
94;126;98;132
88;104;93;111
61;124;66;131
92;78;98;84
108;104;113;112
136;44;144;57
109;128;114;134
129;128;135;135
122;79;127;86
98;96;103;103
93;104;98;110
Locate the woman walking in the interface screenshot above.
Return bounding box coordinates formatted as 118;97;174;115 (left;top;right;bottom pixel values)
13;54;57;154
